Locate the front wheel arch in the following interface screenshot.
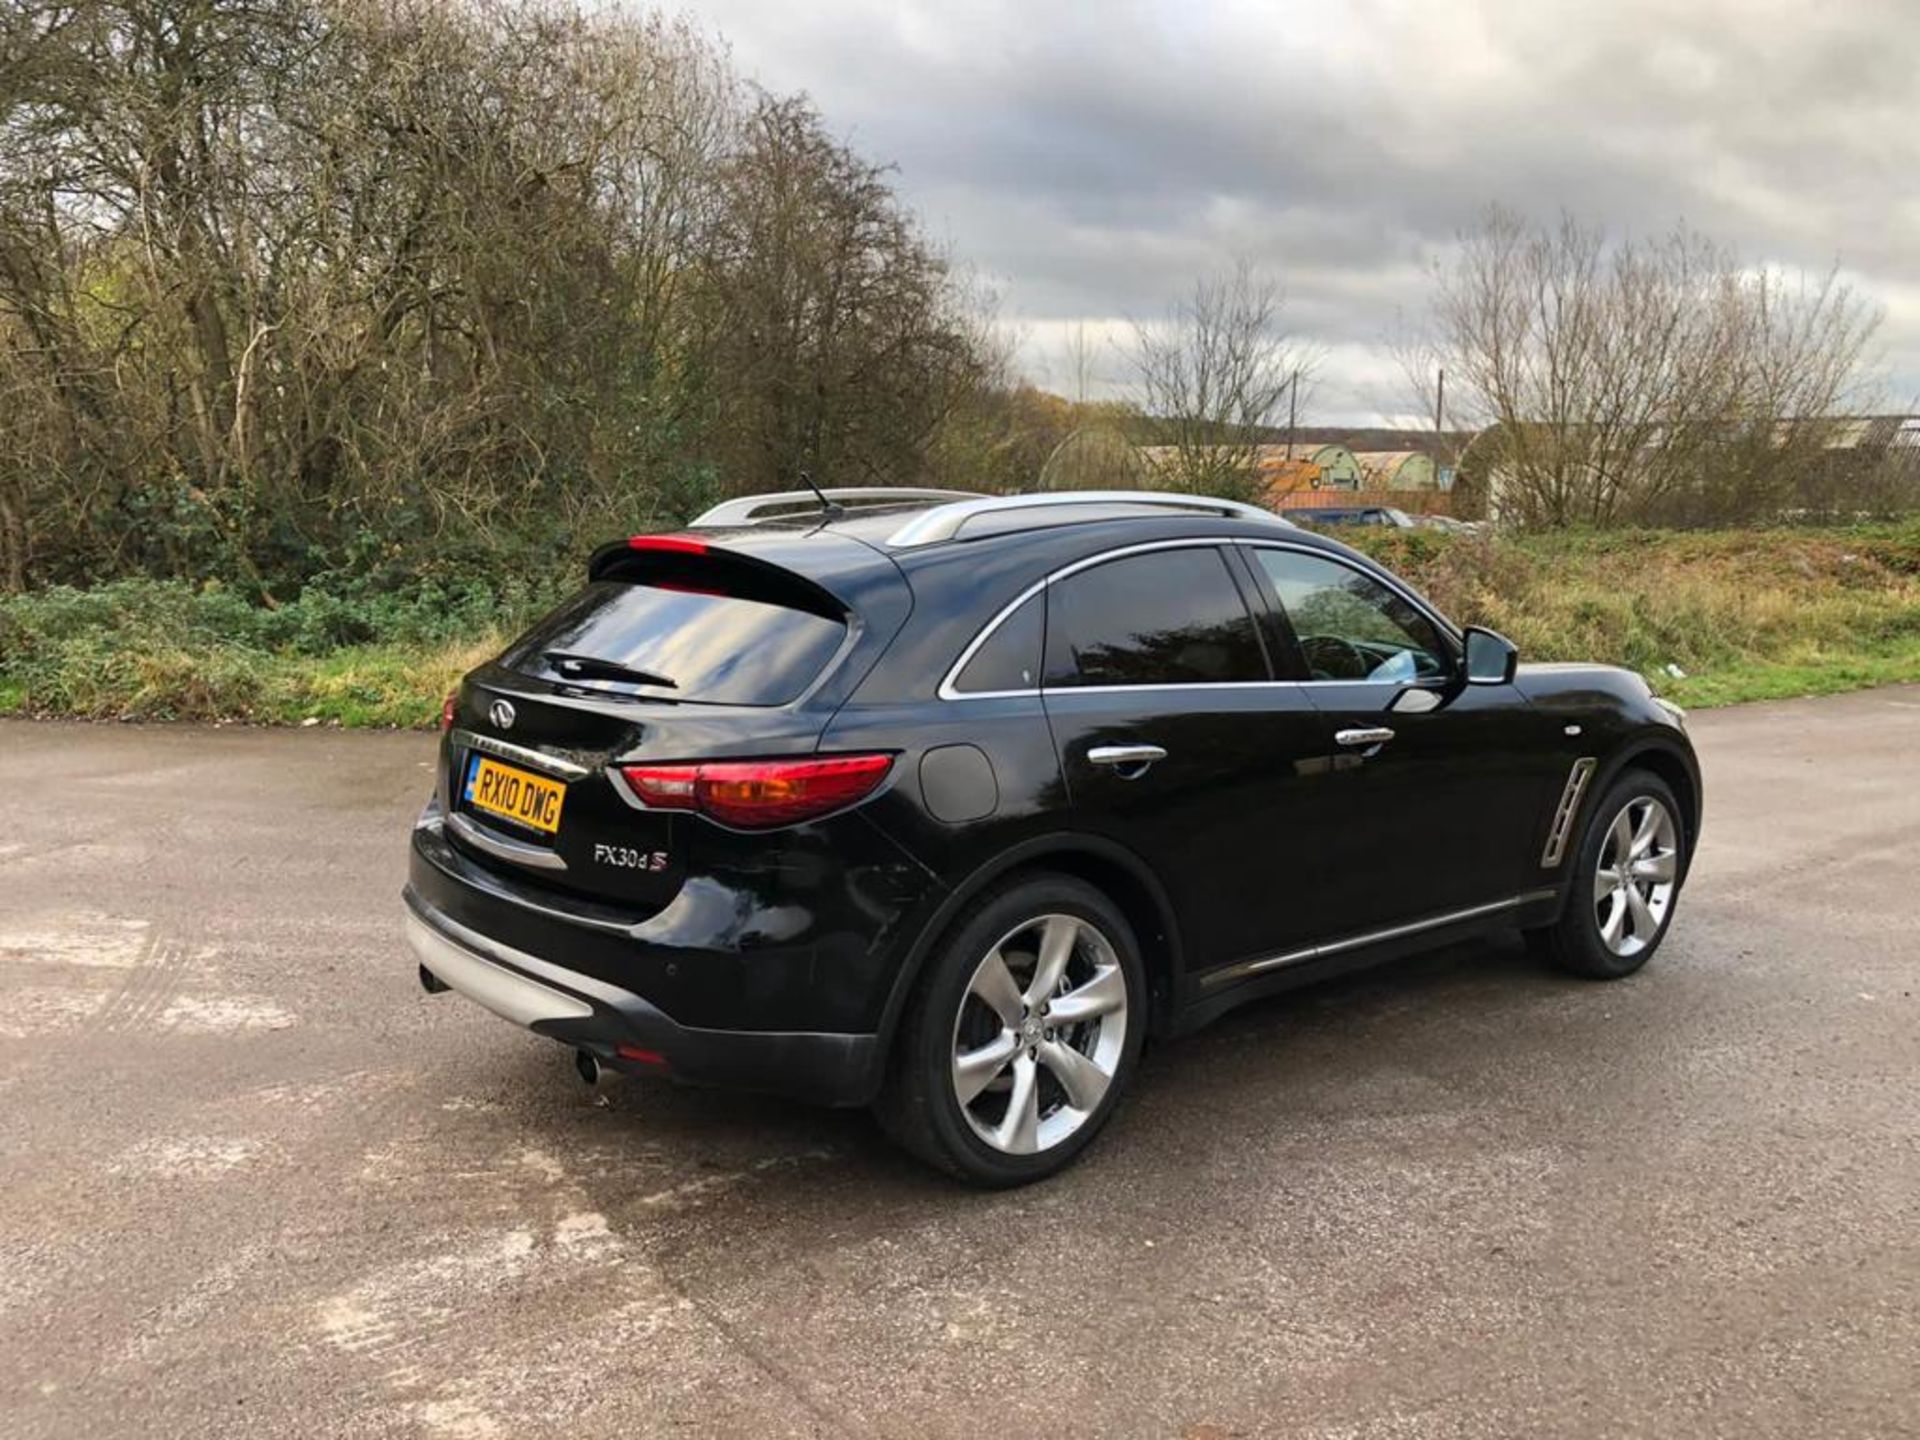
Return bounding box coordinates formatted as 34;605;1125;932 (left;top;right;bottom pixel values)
1553;735;1700;916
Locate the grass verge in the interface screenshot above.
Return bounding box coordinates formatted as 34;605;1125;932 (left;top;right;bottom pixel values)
2;522;1917;725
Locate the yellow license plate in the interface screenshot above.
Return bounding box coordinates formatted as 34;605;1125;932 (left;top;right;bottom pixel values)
463;755;566;835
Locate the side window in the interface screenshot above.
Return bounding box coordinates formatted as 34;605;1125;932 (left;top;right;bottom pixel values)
951;594;1043;694
1250;549;1450;683
1044;548;1267;688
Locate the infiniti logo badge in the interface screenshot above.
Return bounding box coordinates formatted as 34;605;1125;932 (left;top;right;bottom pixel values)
488;699;516;730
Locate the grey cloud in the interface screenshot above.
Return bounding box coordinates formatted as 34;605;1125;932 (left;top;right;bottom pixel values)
687;0;1920;418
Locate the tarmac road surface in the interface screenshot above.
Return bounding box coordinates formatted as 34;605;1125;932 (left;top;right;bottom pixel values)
1;687;1916;1438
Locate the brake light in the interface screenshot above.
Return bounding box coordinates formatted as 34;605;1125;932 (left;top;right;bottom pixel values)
440;691;458;733
618;754;894;829
626;535;708;555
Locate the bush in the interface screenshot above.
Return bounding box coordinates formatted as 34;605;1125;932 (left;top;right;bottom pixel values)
4;522;1918;724
0;577;559;722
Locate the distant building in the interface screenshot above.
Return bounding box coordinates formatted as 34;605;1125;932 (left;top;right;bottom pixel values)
1274;443;1362;490
1456;414;1920;521
1353;450;1438;490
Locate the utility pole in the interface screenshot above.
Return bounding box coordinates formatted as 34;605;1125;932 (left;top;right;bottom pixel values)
1434;367;1445;438
1285;368;1299;460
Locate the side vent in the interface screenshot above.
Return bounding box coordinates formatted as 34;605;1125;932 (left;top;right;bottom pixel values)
1540;758;1597;867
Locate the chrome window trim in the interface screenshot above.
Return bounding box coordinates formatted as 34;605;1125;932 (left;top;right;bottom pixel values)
450;727;592;780
1201;889;1558;990
887;490;1293;548
936;536;1466;701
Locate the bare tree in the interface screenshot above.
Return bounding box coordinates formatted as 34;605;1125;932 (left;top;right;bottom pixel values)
1407;208;1883;526
0;0;1001;593
1129;262;1309;502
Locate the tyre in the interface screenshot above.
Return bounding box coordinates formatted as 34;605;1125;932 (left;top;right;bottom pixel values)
877;873;1146;1186
1529;767;1688;980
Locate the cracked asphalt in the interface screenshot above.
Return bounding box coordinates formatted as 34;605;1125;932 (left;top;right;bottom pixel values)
1;687;1916;1438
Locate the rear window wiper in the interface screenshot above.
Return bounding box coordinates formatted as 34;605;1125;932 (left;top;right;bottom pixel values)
544;652;678;689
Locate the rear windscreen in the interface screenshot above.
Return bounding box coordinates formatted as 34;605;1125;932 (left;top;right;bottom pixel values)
501;581;847;706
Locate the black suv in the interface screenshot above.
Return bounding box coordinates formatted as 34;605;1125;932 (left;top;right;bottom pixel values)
405;488;1700;1185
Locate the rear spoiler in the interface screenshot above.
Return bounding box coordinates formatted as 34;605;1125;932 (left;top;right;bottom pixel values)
586;535;846;621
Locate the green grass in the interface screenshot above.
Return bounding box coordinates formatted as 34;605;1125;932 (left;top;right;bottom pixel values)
1656;641;1920;708
2;522;1917;725
1345;520;1920;709
0;579;534;726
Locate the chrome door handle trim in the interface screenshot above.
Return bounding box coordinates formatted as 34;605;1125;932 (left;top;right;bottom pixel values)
447;811;568;871
1087;744;1168;767
1334;727;1395;748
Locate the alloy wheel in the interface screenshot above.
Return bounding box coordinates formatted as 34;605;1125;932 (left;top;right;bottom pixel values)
950;913;1129;1155
1593;795;1679;958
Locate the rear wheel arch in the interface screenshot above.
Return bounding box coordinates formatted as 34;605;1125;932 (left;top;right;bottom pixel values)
873;834;1184;1066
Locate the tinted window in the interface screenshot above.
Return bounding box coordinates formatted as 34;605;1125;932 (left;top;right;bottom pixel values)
502;581;845;705
952;594;1043;693
1250;550;1449;683
1044;549;1266;688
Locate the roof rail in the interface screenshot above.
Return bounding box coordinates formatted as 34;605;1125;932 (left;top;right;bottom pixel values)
883;490;1291;548
691;487;984;528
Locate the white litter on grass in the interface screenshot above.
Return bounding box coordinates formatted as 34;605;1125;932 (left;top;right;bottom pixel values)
158;995;296;1032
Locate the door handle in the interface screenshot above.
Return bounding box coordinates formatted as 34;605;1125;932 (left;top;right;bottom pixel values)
1334;727;1395;748
1088;744;1167;770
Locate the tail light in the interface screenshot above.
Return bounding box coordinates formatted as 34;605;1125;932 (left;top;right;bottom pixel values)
617;754;894;830
626;535;708;556
440;690;458;733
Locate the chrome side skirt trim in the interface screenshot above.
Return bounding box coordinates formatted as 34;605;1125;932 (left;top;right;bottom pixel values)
1540;757;1597;867
450;727;592;780
446;811;567;871
1201;890;1559;990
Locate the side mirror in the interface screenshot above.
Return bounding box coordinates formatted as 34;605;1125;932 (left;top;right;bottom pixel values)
1463;626;1518;686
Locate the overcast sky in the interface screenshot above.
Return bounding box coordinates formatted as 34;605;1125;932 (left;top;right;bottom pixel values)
684;0;1920;425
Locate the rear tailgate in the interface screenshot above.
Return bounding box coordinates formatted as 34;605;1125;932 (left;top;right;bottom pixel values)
440;530;909;909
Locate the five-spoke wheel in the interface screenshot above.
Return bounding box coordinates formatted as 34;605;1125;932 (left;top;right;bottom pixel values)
1529;766;1689;979
1593;794;1679;959
878;874;1144;1186
951;914;1129;1155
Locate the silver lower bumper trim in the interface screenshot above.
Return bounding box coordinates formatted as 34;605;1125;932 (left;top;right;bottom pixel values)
405;910;593;1028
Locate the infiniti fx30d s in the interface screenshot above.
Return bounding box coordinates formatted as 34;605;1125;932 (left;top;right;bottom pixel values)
404;488;1701;1185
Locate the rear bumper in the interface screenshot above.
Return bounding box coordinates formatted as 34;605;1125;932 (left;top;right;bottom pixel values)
403;886;881;1106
